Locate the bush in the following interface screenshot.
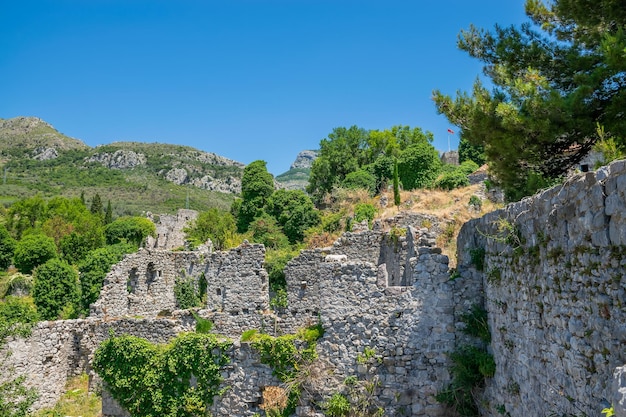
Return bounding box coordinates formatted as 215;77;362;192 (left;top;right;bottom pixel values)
353;203;377;225
397;142;442;189
13;233;58;274
341;169;376;194
104;216;156;246
435;170;470;190
249;214;289;250
33;259;80;320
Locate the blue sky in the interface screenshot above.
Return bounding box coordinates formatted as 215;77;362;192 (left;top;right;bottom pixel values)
1;1;528;175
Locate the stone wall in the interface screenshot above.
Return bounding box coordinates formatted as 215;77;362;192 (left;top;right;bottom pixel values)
91;243;269;320
146;209;198;250
456;159;626;417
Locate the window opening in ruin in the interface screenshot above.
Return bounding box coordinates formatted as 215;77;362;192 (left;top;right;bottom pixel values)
146;262;157;285
242;308;249;314
127;268;139;293
216;288;221;296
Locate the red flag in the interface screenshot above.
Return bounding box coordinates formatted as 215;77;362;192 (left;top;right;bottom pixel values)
447;128;455;134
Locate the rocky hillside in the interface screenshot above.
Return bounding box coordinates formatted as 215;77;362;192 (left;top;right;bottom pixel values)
275;149;318;190
0;117;88;157
0;116;244;214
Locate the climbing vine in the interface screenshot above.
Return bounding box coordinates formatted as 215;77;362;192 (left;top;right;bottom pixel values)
93;331;231;417
245;323;323;416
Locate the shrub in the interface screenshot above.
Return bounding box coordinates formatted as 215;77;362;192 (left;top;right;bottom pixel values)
104;216;155;246
435;170;470;190
325;393;351;417
13;233;58;274
341;169;376;194
353;203;377;226
33;259;80;320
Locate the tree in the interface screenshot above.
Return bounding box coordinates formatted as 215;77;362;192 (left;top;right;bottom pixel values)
90;193;103;217
266;189;320;244
248;214;289;250
397;142;442;189
13;233;58;274
32;259;80;320
433;0;626;200
104;200;113;225
78;243;135;314
0;225;16;270
307;126;369;203
237;160;275;233
104;216;156;246
185;208;238;250
458;137;485;166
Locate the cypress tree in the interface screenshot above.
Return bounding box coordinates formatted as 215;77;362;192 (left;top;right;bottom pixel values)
393;159;401;206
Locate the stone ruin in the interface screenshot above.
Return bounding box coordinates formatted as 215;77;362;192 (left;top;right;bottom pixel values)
4;157;626;416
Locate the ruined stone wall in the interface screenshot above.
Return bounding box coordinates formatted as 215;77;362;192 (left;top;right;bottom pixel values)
146;209;198;250
457;159;626;417
91;243;269;319
4;318;190;410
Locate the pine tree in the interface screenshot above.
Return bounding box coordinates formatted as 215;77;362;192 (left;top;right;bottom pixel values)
90;193;103;217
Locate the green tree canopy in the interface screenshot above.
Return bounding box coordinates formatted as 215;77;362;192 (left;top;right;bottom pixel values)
33;259;80;320
266;189;320;244
0;225;16;271
397;142;442;189
78;243;135;314
185;208;237;250
433;0;626;199
237;160;275;233
13;233;58;274
307;125;436;203
104;216;156;246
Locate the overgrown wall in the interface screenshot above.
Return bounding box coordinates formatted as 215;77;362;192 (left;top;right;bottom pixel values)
457;160;626;416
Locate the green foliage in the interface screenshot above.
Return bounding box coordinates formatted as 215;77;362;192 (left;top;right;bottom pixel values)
32;259;80;320
184;208;238;250
13;233;58;274
433;0;626;200
90;193;103;217
240;329;258;342
270;288;288;311
469;195;482;210
469;247;486;271
397;142;442;190
191;311;213;334
249;214;289;250
93;332;231;417
341;169;376;194
307;125;435;203
78;243;135;314
174;276;204;310
324;393;351;417
266;189;320;244
264;247;299;291
0;224;16;270
353;203;377;226
237;160;275;233
104;216;155;246
460;305;491;343
458;137;485;167
435;170;470;190
0;296;39;342
436;345;496;416
393;159;401;206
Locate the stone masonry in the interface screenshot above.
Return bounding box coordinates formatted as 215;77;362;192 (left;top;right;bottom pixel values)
3;159;626;416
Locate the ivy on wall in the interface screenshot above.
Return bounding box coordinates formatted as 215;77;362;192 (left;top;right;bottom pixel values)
93;332;231;417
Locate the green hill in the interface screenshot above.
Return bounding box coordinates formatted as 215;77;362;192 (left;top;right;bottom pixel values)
0;117;243;215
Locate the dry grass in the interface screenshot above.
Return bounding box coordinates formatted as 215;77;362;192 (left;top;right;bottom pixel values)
377;184;502;267
260;386;288;414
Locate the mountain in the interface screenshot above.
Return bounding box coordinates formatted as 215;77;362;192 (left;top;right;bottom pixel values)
275;150;318;190
0;117;244;215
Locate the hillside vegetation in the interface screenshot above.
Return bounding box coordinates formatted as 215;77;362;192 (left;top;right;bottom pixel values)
0;117;242;215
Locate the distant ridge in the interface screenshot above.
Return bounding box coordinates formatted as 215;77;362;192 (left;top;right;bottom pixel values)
0;116;245;215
